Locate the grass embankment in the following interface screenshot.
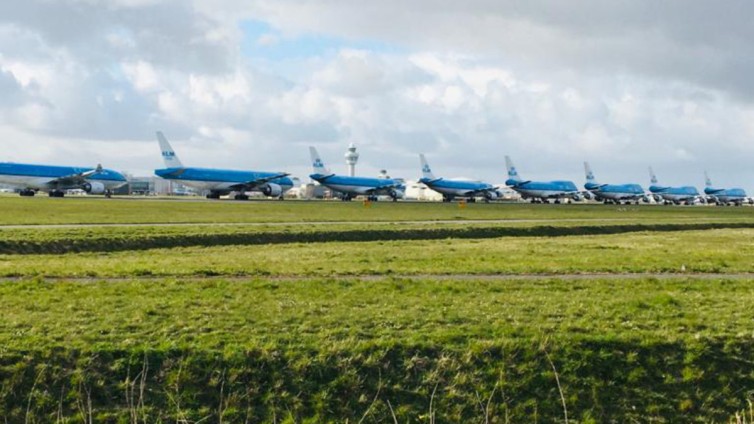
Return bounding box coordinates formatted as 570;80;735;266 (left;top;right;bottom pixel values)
2;278;753;422
2;220;754;256
2;200;754;422
3;228;754;278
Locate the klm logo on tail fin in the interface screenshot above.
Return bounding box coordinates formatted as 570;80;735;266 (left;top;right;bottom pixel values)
504;156;521;183
419;154;435;180
313;158;324;169
586;171;595;180
156;131;184;168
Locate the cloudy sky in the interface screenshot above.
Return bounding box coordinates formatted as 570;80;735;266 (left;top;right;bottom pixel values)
2;0;754;189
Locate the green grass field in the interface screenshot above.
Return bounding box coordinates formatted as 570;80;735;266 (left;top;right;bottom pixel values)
1;197;754;422
2;194;754;224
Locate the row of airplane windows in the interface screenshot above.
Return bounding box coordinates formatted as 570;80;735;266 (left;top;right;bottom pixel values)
0;131;750;205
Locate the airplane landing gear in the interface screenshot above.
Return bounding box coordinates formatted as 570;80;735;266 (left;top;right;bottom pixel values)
206;192;221;199
234;193;249;200
19;189;36;197
105;190;112;198
48;190;65;198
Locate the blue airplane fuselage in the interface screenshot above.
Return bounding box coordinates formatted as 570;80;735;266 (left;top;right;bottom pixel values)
0;162;127;192
585;182;646;201
155;167;293;194
506;179;579;199
704;187;748;204
649;185;699;203
310;173;404;198
419;177;497;198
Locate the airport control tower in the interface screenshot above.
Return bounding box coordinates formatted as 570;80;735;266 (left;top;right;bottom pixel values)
345;143;359;177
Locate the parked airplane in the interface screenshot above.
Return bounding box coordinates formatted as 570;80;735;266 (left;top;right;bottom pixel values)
583;162;648;204
504;156;582;203
309;146;404;201
0;162;127;197
418;154;503;202
153;132;293;200
704;172;751;206
648;167;700;205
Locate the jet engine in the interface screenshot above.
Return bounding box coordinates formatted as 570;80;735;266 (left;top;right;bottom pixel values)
484;190;500;200
652;194;663;203
82;181;105;195
262;183;283;197
571;193;583;202
642;195;651;203
582;191;594;200
389;189;405;199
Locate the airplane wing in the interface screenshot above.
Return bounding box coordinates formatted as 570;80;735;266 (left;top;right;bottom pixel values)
364;182;404;195
423;177;443;185
509;180;532;187
46;164;103;188
161;168;188;178
228;172;290;191
313;173;336;182
460;186;499;197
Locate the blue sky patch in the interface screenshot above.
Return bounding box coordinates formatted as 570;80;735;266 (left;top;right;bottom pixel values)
239;19;403;61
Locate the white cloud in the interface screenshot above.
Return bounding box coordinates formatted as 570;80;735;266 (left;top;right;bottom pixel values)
1;0;754;191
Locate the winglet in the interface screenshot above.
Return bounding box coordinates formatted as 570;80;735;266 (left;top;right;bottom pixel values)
156;131;184;168
419;154;435;180
505;156;522;182
309;146;330;174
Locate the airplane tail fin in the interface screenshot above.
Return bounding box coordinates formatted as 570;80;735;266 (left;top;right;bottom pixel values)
649;166;658;184
419;154;436;180
309;147;330;174
505;156;522;182
156;131;184;168
584;161;598;184
704;171;713;187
